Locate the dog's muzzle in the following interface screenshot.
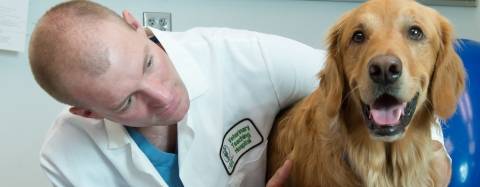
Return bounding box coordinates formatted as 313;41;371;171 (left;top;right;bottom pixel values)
361;93;419;141
361;55;419;140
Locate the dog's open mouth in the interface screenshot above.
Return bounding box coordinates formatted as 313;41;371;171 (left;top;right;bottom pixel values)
361;93;419;139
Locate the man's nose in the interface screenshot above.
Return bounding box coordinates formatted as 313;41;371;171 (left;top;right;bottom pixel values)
142;83;171;108
368;55;402;85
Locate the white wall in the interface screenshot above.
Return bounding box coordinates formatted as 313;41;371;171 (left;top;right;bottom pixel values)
0;0;478;186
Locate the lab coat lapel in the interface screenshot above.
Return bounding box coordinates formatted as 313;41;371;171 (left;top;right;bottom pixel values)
147;27;211;186
103;120;169;187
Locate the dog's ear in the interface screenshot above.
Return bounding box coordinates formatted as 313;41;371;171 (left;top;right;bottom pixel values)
430;15;465;119
319;14;348;117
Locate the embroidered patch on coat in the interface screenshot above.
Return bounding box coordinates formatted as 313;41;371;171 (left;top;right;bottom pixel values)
219;118;263;175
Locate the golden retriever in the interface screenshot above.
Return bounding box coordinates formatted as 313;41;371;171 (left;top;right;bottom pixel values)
267;0;465;186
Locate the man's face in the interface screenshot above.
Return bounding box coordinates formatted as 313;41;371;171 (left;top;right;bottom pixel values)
71;22;189;127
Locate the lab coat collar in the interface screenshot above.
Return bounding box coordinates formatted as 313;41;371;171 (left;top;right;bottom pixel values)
103;119;169;186
104;119;130;149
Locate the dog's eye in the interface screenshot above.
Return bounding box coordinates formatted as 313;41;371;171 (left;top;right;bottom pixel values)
408;26;424;41
352;31;366;43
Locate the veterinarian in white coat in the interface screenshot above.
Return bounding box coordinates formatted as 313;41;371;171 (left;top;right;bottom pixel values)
39;25;327;186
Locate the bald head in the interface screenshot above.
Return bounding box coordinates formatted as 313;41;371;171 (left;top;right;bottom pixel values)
29;0;133;106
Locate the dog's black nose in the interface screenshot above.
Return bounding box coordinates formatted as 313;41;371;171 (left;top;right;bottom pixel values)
368;55;402;84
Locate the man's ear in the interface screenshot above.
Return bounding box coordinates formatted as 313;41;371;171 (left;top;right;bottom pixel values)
122;10;142;32
69;107;104;119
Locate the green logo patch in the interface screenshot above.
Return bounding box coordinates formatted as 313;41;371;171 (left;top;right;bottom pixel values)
219;118;263;175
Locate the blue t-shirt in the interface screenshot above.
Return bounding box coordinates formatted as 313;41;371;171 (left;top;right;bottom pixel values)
126;127;183;187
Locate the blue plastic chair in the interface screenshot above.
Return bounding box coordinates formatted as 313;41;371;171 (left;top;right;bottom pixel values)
444;39;480;186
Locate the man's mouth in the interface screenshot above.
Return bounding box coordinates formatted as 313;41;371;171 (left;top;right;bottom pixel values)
361;93;419;139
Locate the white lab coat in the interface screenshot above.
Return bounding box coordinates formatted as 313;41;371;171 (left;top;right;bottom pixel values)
40;27;326;187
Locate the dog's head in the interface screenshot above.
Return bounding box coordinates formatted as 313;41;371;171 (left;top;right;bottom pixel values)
320;0;465;142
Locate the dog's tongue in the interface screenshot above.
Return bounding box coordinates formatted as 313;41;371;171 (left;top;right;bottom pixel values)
370;103;407;126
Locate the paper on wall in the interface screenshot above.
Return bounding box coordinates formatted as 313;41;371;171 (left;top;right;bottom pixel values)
0;0;29;52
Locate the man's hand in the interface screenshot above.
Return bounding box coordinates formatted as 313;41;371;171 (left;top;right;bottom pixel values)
266;160;292;187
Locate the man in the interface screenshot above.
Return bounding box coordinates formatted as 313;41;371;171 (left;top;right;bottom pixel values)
30;1;321;186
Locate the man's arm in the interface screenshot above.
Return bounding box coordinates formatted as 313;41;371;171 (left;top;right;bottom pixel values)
256;33;326;109
255;33;325;186
40;155;73;187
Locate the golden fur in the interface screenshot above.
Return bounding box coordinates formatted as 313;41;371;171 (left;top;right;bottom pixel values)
267;0;465;186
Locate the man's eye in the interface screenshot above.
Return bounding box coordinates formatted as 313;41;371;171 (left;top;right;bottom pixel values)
124;96;134;110
146;57;153;69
